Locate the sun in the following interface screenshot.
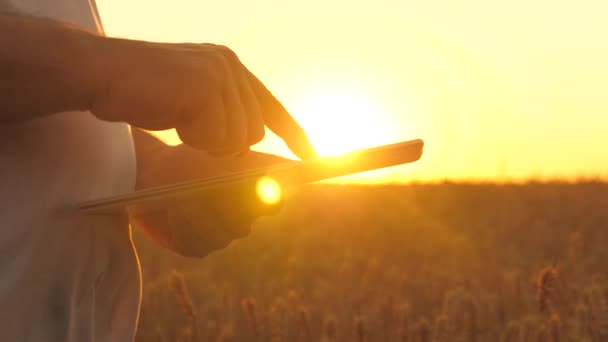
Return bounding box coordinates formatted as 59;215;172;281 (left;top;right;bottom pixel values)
291;88;395;157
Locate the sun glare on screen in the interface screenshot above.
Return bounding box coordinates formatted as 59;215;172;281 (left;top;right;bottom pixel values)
292;90;394;157
256;177;282;204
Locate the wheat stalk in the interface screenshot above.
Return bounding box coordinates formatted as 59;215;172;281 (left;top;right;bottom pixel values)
168;270;199;341
240;298;260;340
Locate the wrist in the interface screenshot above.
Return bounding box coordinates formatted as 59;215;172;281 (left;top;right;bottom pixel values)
62;29;105;112
85;35;149;121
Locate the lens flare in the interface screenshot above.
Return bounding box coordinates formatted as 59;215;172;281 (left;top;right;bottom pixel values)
256;177;282;204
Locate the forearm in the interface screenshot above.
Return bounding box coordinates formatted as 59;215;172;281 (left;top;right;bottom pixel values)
0;13;101;122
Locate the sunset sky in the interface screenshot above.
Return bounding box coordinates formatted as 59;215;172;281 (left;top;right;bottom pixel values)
97;0;608;183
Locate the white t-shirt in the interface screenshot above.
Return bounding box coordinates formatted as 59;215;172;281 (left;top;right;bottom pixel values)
0;1;141;341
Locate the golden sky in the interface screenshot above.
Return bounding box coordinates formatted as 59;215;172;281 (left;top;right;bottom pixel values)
97;0;608;183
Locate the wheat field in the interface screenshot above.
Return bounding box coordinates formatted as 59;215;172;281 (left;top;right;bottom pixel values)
133;182;608;342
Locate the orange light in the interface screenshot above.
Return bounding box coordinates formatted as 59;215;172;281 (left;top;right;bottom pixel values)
291;88;395;157
256;177;282;205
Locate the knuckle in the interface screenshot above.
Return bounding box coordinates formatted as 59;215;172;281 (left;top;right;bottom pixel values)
211;230;242;249
201;65;222;86
218;240;231;249
200;47;227;67
217;44;238;60
205;54;227;75
189;63;219;89
212;50;226;63
234;225;251;239
177;125;224;151
207;129;227;147
212;235;232;250
204;57;230;84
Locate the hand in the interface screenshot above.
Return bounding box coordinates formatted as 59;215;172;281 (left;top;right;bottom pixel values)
131;144;293;258
90;39;317;159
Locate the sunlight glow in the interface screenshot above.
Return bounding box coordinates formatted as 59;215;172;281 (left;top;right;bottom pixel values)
256;177;282;204
96;0;608;181
292;89;395;157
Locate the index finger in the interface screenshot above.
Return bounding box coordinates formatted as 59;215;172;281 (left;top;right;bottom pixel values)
245;70;318;160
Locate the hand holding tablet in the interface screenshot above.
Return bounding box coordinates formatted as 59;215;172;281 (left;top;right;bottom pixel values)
79;139;424;215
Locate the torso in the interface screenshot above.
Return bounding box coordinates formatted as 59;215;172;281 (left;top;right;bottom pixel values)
0;1;140;341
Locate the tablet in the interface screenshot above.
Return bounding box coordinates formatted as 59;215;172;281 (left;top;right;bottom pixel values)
79;138;424;215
